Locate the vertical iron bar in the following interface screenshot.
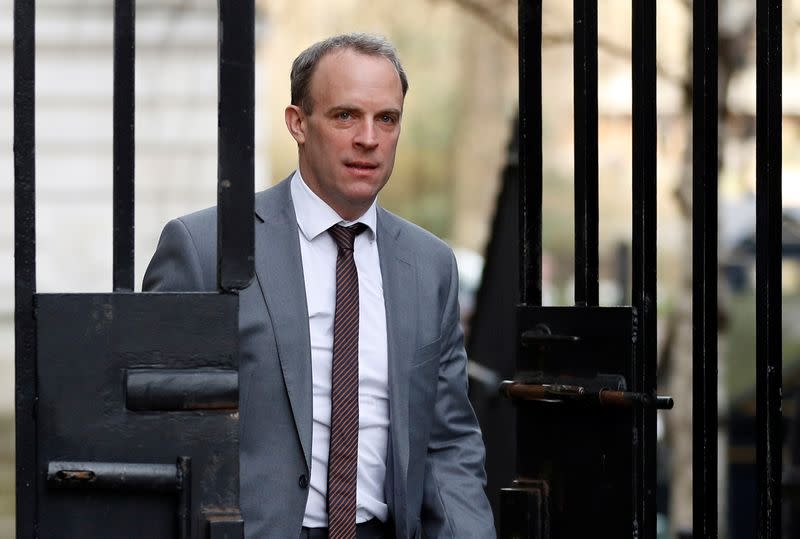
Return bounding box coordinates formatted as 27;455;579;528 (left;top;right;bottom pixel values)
113;0;135;291
518;0;543;307
631;1;657;537
14;0;37;534
573;0;598;306
217;0;255;291
177;456;192;539
692;0;719;536
756;0;782;536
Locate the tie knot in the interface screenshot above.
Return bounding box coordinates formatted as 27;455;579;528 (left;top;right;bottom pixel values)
328;223;367;251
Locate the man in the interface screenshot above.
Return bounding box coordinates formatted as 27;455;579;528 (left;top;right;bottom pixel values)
144;33;495;538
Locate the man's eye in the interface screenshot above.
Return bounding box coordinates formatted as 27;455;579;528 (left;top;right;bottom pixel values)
337;111;351;120
380;114;395;123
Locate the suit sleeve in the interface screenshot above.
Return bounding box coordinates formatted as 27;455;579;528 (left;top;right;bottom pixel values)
421;251;496;538
143;218;210;292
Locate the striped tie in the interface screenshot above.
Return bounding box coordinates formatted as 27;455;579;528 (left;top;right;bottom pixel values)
327;223;367;538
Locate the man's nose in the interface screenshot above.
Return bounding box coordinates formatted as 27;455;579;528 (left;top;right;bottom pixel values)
353;120;379;149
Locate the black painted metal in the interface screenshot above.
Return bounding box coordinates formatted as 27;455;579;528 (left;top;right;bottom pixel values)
113;0;136;291
500;480;549;539
126;369;239;411
13;0;37;532
572;0;599;307
177;456;192;539
16;0;256;533
218;0;255;292
513;306;637;536
518;0;543;306
47;458;194;539
692;1;719;536
756;0;782;536
506;1;788;536
631;1;658;536
47;461;182;491
36;293;242;538
207;514;246;538
504;1;665;536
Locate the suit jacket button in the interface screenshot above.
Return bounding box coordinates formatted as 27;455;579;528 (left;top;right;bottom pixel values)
299;474;308;488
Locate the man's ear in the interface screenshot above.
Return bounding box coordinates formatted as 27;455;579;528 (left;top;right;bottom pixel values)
285;105;306;145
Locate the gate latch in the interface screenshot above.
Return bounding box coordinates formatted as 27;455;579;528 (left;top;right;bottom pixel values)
500;380;673;410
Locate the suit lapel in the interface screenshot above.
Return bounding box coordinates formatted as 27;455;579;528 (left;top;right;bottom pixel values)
377;208;416;533
251;185;417;523
253;179;313;471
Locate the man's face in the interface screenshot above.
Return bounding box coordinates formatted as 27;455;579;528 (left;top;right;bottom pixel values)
285;49;404;220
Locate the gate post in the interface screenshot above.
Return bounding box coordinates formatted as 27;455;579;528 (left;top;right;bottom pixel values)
14;0;255;535
13;0;37;534
755;0;783;536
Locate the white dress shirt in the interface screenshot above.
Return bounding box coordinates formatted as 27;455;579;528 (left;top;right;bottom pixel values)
290;171;390;528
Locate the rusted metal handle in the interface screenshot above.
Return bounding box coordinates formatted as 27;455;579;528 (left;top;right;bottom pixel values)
598;389;674;410
47;461;180;491
500;381;673;410
500;381;585;402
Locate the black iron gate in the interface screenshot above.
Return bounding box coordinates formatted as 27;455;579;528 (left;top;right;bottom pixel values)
497;4;667;537
491;1;784;538
16;1;787;538
14;0;255;537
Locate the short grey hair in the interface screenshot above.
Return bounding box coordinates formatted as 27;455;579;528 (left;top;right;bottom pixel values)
290;33;409;113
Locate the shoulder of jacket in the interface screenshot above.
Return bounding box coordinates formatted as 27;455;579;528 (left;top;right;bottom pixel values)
176;205;217;229
175;178;287;230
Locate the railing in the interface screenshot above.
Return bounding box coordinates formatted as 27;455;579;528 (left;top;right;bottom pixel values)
510;1;783;537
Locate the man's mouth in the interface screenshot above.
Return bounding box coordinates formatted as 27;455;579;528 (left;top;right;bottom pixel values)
345;161;379;170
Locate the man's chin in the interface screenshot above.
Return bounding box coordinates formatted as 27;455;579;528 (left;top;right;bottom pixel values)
335;189;383;218
342;176;386;196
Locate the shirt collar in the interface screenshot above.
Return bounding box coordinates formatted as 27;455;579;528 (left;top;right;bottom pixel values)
290;169;377;243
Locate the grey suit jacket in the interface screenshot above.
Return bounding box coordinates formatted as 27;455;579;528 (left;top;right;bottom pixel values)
143;177;495;538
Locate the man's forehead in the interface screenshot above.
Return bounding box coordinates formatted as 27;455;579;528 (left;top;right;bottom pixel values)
311;49;403;93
